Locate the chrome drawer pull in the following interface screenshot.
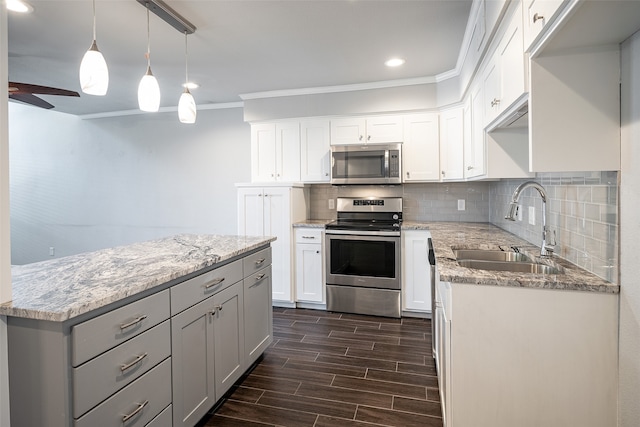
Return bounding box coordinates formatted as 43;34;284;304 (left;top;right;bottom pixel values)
255;273;266;281
119;315;147;331
533;12;544;23
121;400;149;422
204;277;225;289
250;273;267;288
302;236;315;239
255;258;266;266
120;353;148;373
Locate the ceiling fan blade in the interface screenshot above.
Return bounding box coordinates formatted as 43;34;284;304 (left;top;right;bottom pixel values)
8;82;79;97
9;93;55;109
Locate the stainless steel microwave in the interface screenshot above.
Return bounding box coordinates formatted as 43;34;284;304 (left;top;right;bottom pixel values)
330;143;402;185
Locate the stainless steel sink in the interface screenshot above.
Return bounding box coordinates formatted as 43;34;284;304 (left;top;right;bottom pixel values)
453;249;532;263
457;259;564;274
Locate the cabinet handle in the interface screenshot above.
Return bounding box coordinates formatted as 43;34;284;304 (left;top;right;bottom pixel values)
491;98;501;107
325;172;329;176
204;277;225;289
359;135;363;141
208;304;223;316
316;250;320;254
441;171;446;177
367;135;371;141
122;400;149;423
255;273;266;281
467;166;473;170
533;12;544;23
302;236;315;239
255;258;266;266
120;353;148;372
119;315;147;331
250;273;267;288
406;171;410;178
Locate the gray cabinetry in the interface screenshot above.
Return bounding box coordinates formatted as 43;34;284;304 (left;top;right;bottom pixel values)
244;265;273;365
171;297;216;427
7;245;273;427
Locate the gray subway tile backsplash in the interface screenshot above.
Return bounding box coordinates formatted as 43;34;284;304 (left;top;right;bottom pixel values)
308;171;618;284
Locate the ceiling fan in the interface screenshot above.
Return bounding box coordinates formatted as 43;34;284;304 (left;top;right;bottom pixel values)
8;82;80;109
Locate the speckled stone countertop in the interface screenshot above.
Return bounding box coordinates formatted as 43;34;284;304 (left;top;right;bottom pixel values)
425;222;618;294
1;234;276;322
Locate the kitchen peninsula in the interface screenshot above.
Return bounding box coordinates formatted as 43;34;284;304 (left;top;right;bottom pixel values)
1;234;275;427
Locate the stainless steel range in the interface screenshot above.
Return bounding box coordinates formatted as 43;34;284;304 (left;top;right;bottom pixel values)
325;197;402;318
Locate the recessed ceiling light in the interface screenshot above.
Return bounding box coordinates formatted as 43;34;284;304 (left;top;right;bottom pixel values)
385;58;405;67
182;82;199;89
7;0;34;13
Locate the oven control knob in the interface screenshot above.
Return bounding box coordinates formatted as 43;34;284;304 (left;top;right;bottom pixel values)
393;214;399;220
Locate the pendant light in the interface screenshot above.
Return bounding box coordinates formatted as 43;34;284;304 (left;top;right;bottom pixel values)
79;0;108;95
178;31;196;124
138;3;161;112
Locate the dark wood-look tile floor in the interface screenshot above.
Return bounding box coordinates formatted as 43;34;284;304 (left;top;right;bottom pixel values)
197;308;442;427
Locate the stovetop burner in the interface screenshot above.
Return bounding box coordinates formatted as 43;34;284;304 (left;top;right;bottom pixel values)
326;197;403;233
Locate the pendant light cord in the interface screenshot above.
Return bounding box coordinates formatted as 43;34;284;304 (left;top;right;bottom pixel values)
184;31;189;85
146;3;151;68
91;0;97;41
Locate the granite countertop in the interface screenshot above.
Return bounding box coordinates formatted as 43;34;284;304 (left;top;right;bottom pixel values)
425;222;618;294
1;234;276;322
293;219;334;228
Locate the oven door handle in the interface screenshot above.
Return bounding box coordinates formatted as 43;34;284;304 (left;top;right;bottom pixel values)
384;149;390;178
326;229;400;237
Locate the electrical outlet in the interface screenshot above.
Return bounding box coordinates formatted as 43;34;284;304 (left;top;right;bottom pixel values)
328;199;335;210
457;199;466;211
516;204;523;221
49;247;55;256
528;206;536;225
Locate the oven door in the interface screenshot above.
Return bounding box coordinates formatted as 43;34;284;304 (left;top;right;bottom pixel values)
325;231;401;290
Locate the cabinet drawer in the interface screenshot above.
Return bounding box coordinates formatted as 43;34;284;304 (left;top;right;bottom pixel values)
295;228;323;243
75;358;172;427
243;247;272;276
145;404;172;427
73;320;171;418
171;259;243;316
72;290;170;367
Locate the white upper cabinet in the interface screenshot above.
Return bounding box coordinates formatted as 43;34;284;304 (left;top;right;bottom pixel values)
523;0;565;51
330;115;403;145
251;122;300;183
402;113;440;182
483;1;526;126
300;119;331;183
465;84;486;179
439;107;465;181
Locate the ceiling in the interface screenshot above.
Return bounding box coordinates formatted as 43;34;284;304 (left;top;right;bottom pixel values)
7;0;473;116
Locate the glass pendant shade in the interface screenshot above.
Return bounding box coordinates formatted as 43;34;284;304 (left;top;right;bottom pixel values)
138;66;161;112
178;89;197;123
79;40;109;95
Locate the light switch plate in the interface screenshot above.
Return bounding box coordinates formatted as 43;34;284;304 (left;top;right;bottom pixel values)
458;199;466;211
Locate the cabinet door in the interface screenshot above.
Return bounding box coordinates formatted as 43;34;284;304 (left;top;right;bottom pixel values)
244;266;273;366
482;56;501;124
300;120;331;182
499;1;526;111
330;118;366;145
439;108;465;181
467;84;486;178
402;113;440;182
263;187;293;303
523;0;564;51
212;282;244;401
295;243;324;303
402;231;432;312
275;122;301;182
251;124;277;182
171;298;216;427
366;115;404;144
237;187;265;237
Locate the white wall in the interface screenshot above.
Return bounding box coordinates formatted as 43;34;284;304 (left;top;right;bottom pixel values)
1;0;11;424
9;104;250;264
619;31;640;427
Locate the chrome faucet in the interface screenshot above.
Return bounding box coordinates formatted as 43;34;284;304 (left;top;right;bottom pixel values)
504;181;556;257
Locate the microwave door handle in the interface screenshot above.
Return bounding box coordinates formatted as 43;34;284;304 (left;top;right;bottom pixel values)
384;150;390;177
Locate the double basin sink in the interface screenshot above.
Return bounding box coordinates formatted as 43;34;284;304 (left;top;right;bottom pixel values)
453;249;564;275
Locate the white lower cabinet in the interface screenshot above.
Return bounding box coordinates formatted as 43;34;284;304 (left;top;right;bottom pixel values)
437;281;618;427
237;184;308;305
401;230;432;313
294;228;325;304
